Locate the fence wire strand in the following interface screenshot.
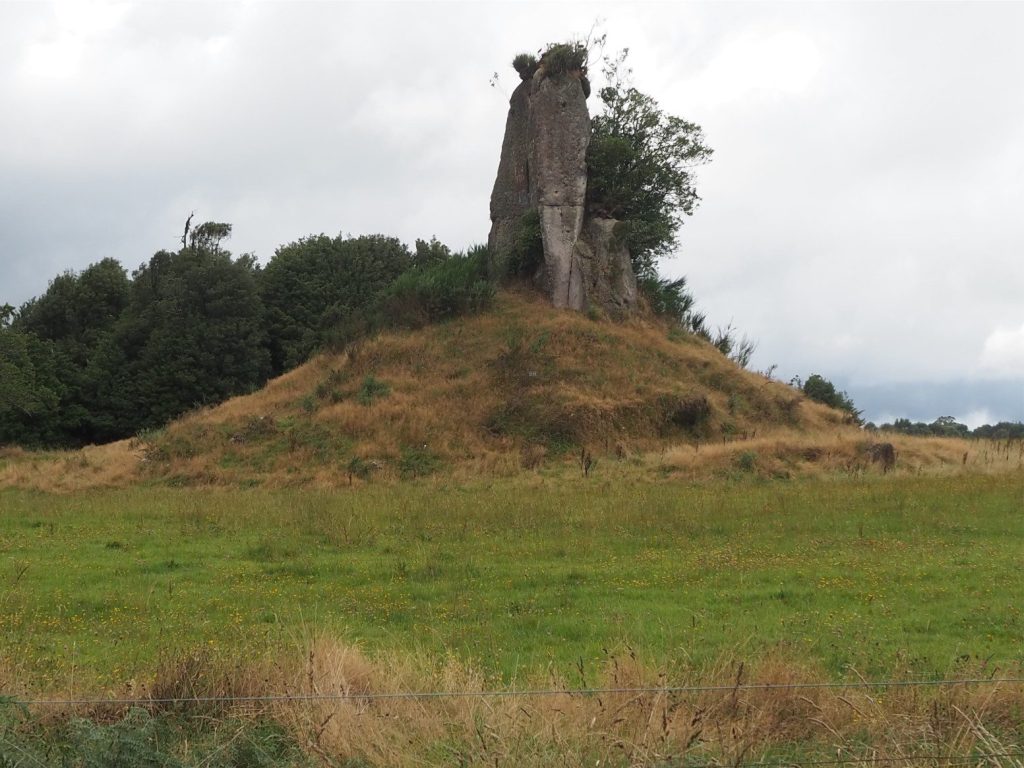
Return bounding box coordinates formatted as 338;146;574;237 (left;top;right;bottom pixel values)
7;676;1023;708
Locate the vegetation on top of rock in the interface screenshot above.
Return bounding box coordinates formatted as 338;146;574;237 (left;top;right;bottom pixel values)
511;52;539;80
539;40;589;76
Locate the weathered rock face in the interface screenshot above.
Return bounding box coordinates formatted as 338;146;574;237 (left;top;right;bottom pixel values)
529;73;589;309
487;79;532;274
488;65;637;317
575;217;638;318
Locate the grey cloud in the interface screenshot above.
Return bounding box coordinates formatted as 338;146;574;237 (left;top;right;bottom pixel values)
1;1;1020;419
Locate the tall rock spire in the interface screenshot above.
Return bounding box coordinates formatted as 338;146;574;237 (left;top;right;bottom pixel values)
488;50;637;318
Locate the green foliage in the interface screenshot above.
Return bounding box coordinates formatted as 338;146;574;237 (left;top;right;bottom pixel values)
357;375;390;406
640;275;756;369
511;52;539;80
1;225;500;449
588;51;713;278
89;241;270;439
412;236;451;268
735;450;758;472
0;324;59;426
2;259;130;445
798;374;863;424
384;244;494;326
63;708;181;767
880;417;1023;440
260;234;412;374
347;455;372;480
539;41;588;76
638;275;706;335
0;705;309;767
970;421;1024;440
399;445;442;478
709;325;757;370
189;221;232;252
504;210;544;279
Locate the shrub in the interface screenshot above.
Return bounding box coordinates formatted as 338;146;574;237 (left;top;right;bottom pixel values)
399;446;442;478
799;374;863;424
512;52;539;80
736;451;758;473
260;233;411;374
357;376;390;406
639;275;706;334
347;456;372;480
385;245;494;325
540;41;588;76
504;211;545;280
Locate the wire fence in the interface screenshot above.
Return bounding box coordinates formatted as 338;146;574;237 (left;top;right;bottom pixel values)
2;679;1024;768
726;753;1024;767
7;675;1024;707
6;676;1024;766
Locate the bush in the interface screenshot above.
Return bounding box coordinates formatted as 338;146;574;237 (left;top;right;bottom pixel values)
540;41;588;76
504;211;545;279
639;275;705;333
357;376;390;406
399;446;442;478
512;52;539;80
799;374;862;424
735;451;758;473
385;245;494;326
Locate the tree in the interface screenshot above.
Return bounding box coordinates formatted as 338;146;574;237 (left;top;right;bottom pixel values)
259;234;413;374
0;324;59;423
89;227;270;438
6;259;130;445
800;374;863;424
0;304;62;445
587;50;713;278
930;415;969;438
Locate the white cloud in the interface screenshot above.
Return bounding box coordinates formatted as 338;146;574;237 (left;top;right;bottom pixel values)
19;0;129;81
980;324;1024;378
685;29;821;110
959;409;994;430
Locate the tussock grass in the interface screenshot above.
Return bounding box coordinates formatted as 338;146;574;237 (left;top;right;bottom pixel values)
654;429;1019;480
0;440;143;492
15;635;1024;767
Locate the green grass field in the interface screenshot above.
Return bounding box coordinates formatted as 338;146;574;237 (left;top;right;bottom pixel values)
2;473;1022;692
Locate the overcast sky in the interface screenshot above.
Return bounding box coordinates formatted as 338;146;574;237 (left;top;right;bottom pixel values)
1;1;1021;426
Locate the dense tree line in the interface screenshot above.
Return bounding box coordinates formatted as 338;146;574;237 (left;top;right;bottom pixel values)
869;417;1024;440
792;373;1022;438
0;225;491;448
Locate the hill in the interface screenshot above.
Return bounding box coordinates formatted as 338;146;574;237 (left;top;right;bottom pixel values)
0;291;1011;491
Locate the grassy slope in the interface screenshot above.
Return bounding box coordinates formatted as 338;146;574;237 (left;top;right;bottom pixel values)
3;290;1014;492
3;473;1021;693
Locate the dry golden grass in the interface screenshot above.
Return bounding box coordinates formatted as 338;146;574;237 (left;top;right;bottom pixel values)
653;428;1021;480
0;439;142;493
37;635;1024;767
1;291;1019;491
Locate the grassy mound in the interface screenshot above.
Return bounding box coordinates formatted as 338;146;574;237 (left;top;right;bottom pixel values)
133;291;847;486
1;290;1015;490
